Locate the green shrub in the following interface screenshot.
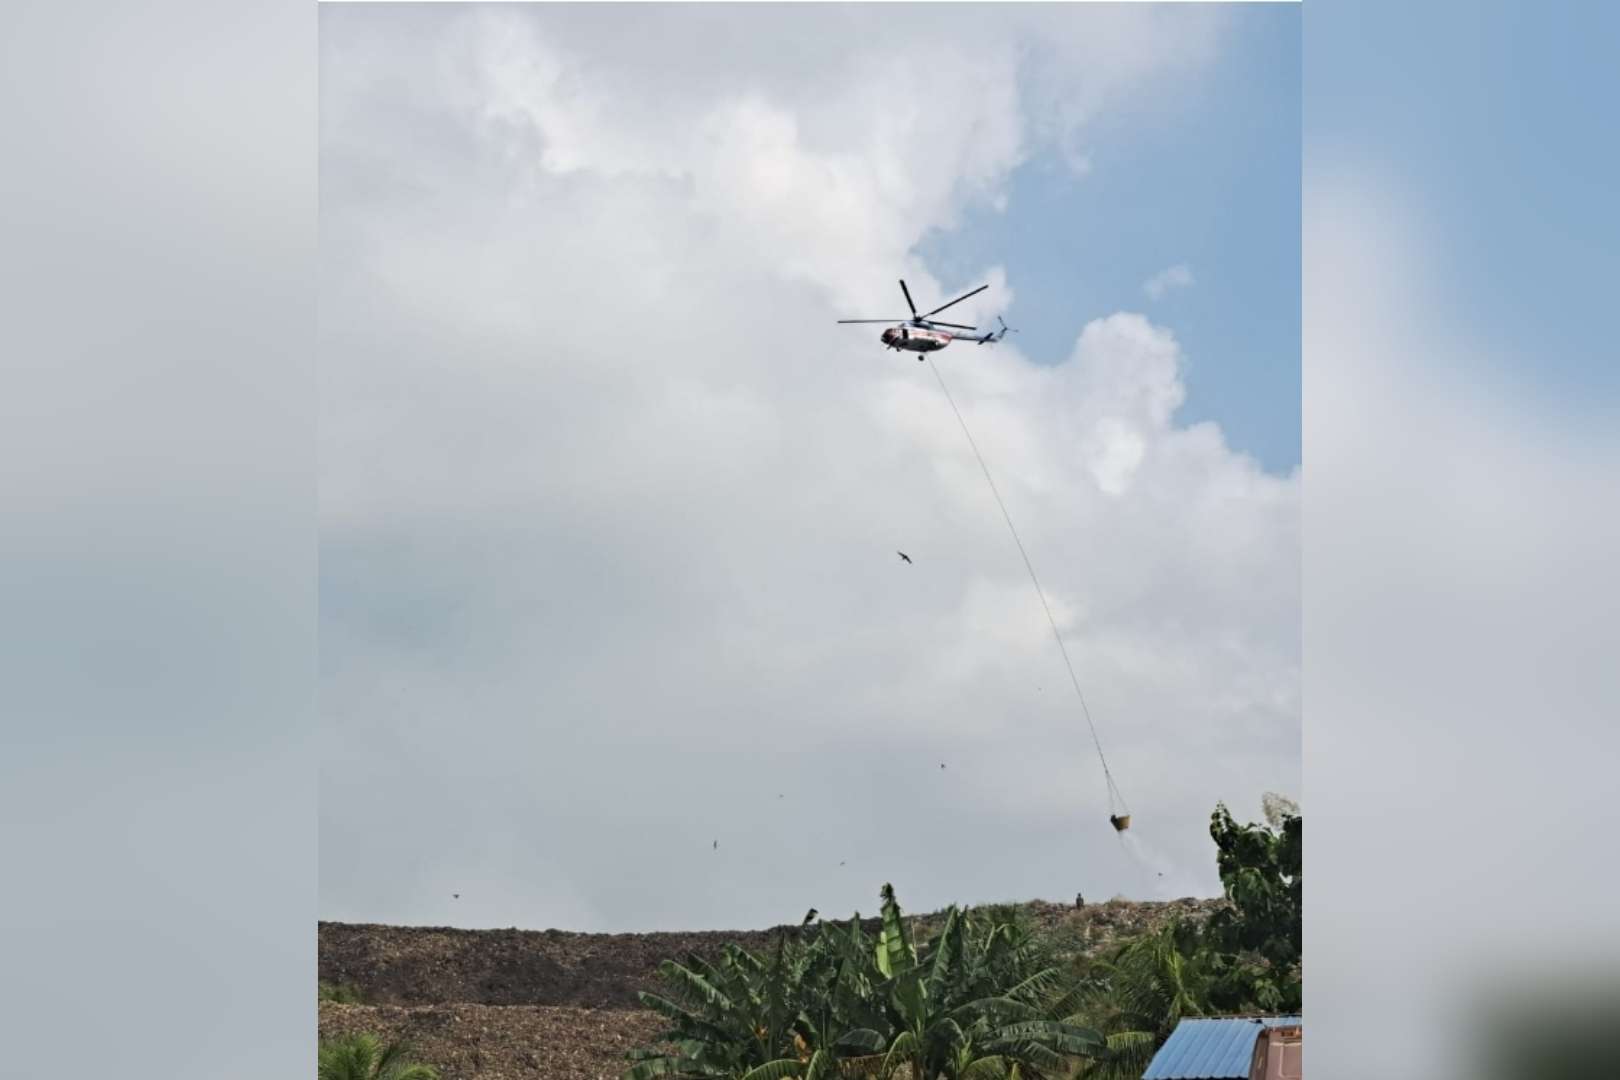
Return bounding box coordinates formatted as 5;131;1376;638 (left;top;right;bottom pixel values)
318;1033;438;1080
319;981;365;1004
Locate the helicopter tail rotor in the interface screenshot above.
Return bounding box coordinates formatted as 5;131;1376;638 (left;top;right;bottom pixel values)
978;316;1017;344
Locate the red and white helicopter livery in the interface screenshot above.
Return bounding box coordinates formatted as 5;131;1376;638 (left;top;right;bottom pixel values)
838;279;1015;359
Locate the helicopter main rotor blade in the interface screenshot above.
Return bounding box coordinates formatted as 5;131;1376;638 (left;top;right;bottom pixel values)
898;280;919;318
923;320;978;331
837;318;911;324
924;283;989;318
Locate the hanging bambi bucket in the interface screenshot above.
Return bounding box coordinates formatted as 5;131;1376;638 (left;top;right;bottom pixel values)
1109;813;1131;833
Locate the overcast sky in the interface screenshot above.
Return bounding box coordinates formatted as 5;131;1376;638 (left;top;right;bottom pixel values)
318;3;1301;933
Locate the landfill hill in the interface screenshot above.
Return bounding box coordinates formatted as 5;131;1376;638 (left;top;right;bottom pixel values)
318;896;1221;1080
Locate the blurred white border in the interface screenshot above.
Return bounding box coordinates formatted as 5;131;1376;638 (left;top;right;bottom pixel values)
11;1;1619;1077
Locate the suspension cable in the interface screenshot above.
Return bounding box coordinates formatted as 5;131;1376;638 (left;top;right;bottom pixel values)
924;355;1127;815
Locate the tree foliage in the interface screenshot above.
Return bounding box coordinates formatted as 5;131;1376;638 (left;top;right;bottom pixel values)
1204;801;1302;1013
320;980;365;1004
1045;800;1302;1075
1065;921;1213;1080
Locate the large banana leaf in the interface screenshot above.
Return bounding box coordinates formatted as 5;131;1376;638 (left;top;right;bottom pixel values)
622;1055;729;1079
950;995;1042;1026
983;1039;1065;1074
876;884;915;979
764;932;790;1051
637;988;719;1022
740;1059;814;1080
926;908;964;1006
923;1015;969;1064
731;1047;847;1080
729;944;768;975
890;969;928;1028
1075;1030;1159;1080
657;960;736;1015
879;1029;919;1078
832;1029;887;1054
998;968;1065;1008
958;1056;1014;1080
978;1022;1106;1077
984;1019;1106;1055
803;1049;837;1080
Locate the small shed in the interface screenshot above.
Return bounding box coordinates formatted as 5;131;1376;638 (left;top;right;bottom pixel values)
1142;1016;1303;1080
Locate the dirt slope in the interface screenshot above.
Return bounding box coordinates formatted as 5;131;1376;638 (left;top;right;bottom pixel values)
319;1002;663;1080
318;920;797;1009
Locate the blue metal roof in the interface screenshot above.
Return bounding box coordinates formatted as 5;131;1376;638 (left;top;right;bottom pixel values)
1141;1017;1302;1079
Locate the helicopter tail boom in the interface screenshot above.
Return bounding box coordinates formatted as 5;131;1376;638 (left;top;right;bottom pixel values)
974;316;1016;344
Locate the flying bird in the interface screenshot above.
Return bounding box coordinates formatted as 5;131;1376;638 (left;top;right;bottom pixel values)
897;551;912;564
713;840;718;851
453;893;460;899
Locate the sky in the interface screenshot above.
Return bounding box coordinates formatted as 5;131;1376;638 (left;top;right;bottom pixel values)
1308;1;1620;422
919;7;1300;472
318;2;1301;933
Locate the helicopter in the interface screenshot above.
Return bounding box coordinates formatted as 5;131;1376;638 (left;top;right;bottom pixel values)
838;279;1015;359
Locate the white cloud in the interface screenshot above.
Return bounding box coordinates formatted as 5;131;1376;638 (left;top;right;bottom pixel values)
318;4;1290;933
1143;263;1195;300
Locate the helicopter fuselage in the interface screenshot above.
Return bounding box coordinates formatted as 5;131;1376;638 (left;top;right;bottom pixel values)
881;324;953;353
838;280;1008;357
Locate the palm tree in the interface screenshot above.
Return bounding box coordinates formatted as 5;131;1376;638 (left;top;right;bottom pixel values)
1064;922;1212;1080
317;1033;439;1080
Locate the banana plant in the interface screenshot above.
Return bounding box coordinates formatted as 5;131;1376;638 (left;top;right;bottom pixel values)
628;940;802;1079
627;886;1107;1080
627;917;888;1080
843;886;1105;1080
796;910;887;1057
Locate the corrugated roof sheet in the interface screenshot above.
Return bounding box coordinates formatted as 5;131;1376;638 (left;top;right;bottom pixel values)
1141;1017;1303;1079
